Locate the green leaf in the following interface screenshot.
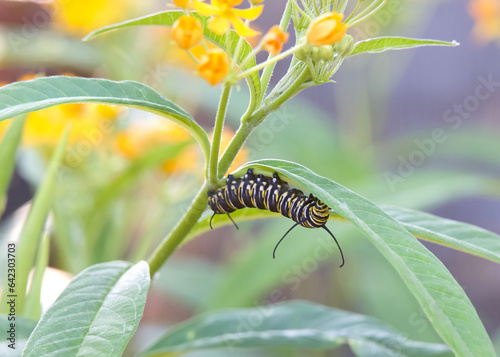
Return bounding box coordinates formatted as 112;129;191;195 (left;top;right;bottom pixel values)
22;261;150;357
349;37;458;57
16;129;69;314
0;76;210;165
84;11;261;109
0;115;26;215
0;315;37;356
228;159;495;357
381;205;500;264
141;301;452;356
190;203;500;266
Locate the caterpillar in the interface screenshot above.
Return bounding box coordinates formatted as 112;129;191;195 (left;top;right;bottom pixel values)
208;169;344;267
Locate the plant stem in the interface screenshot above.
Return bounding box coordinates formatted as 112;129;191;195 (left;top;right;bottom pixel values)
209;84;232;188
147;182;209;276
238;43;305;80
218;67;311;177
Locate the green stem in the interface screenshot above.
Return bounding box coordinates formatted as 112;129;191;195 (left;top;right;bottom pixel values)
147;182;209;276
218;67;311;177
238;43;305;80
347;0;388;27
209;84;232;188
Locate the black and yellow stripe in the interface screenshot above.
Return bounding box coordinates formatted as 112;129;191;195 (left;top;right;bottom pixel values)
207;169;345;267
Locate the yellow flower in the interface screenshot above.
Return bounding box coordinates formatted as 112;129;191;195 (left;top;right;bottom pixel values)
193;0;263;37
262;25;289;55
50;0;133;36
468;0;500;44
115;121;200;175
0;104;121;148
197;48;230;85
307;12;347;47
172;15;204;49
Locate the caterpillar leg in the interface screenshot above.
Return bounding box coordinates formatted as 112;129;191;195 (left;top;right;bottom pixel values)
209;212;216;230
209;212;239;230
226;213;239;230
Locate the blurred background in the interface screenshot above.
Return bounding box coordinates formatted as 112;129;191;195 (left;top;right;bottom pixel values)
0;0;499;356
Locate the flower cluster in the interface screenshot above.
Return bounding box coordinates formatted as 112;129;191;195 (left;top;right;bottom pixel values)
170;0;287;86
168;0;351;86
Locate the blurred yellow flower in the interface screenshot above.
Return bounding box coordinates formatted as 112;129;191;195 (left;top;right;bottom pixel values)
193;0;263;37
115;121;200;175
0;104;121;147
469;0;500;44
50;0;133;36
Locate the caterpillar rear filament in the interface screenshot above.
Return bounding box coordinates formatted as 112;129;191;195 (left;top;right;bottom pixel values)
208;169;344;267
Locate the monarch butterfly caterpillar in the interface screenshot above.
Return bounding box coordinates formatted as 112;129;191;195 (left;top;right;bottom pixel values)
208;169;345;267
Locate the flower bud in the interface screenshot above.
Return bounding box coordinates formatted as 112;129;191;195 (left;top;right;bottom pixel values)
307;12;347;47
172;15;204;49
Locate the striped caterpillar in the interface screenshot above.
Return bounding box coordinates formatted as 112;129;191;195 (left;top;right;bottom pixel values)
208;169;344;266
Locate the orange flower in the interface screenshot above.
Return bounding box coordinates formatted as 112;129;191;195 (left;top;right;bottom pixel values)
172;15;204;49
307;12;347;47
468;0;500;43
193;0;262;37
197;49;230;85
262;25;289;55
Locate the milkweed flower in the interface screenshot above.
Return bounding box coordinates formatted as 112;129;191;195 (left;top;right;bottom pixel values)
262;25;289;55
197;49;230;85
50;0;133;36
468;0;500;44
172;15;204;49
307;12;347;47
193;0;263;37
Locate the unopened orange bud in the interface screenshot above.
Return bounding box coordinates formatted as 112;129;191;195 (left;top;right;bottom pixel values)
262;25;288;55
307;12;347;47
172;15;204;49
249;0;264;4
197;49;229;86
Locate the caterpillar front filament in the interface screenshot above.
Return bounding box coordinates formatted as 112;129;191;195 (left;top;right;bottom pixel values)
208;169;344;267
